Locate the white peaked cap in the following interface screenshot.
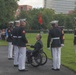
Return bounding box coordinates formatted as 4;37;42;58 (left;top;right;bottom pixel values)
50;20;58;24
9;21;14;24
15;20;20;23
20;18;26;21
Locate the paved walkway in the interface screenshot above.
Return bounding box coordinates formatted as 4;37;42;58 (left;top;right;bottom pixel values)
0;46;76;75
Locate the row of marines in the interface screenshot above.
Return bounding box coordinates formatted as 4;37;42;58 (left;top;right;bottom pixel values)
6;19;28;71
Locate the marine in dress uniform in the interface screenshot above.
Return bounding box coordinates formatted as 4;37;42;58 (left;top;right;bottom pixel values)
7;21;14;60
12;20;20;66
17;19;28;71
73;17;76;63
74;28;76;53
74;17;76;53
59;26;64;47
47;20;62;71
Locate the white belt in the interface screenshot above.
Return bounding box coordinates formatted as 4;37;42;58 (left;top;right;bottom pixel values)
52;37;60;40
13;36;17;38
74;35;76;37
18;36;22;38
13;36;22;38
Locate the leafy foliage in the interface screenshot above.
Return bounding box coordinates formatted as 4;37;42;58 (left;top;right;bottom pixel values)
0;0;18;25
18;8;76;30
17;8;55;30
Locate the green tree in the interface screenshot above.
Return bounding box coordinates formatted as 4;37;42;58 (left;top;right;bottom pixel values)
0;0;18;25
42;8;55;29
54;14;66;26
19;7;76;30
18;8;55;30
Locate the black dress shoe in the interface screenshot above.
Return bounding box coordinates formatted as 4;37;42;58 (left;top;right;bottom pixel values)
14;65;18;67
56;69;60;71
18;69;28;72
8;58;13;60
52;68;57;71
52;68;60;71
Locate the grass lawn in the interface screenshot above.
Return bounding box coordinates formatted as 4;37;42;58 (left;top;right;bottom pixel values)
0;40;7;46
0;33;76;72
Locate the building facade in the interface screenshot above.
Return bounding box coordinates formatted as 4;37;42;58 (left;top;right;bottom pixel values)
44;0;76;14
15;5;32;17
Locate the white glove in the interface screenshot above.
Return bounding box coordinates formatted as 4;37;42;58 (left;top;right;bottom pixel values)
5;36;8;40
61;44;64;47
47;47;51;50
